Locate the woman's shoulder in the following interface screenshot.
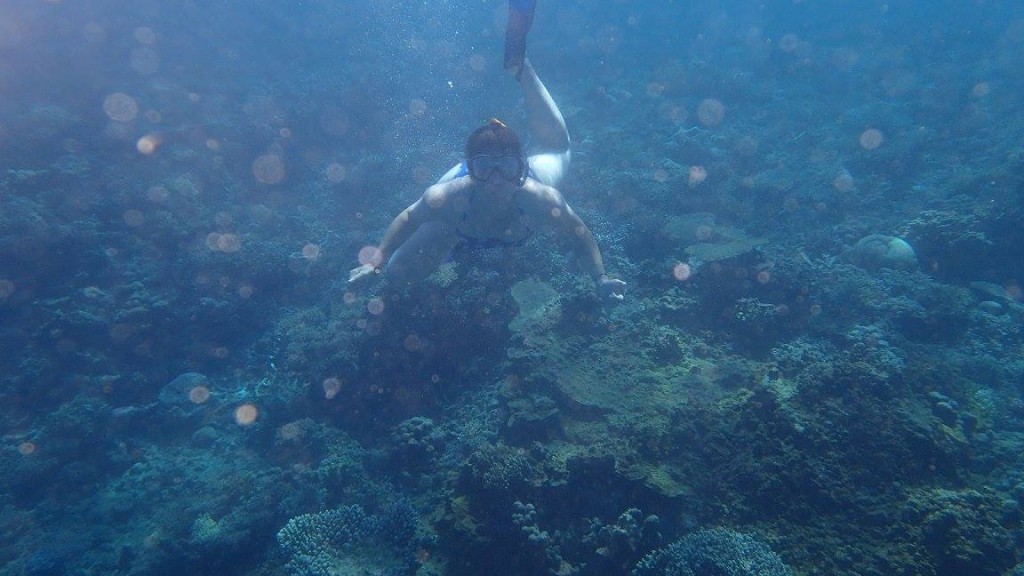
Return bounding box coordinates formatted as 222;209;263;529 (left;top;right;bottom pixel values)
423;176;474;210
518;178;566;208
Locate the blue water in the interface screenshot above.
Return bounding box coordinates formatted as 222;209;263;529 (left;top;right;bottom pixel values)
2;1;1024;575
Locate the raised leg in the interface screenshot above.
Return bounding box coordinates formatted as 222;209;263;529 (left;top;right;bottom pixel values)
519;59;571;188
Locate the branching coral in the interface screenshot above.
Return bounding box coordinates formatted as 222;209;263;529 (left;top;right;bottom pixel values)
633;527;794;576
277;503;421;576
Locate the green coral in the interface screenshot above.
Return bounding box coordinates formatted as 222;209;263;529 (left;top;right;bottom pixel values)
509;278;562;337
663;212;766;262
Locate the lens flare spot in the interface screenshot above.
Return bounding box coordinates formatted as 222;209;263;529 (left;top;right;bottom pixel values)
1006;283;1022;301
412;165;432;184
595;25;623;54
756;270;771;284
188;385;211;404
403;334;422;351
81;22;105;43
409;99;427;116
214;212;233;227
130;46;160;75
833;169;855;192
136;133;161;154
672;262;692;281
778;33;800;53
252;154;285;184
660;103;687;124
734;136;759;157
859;128;884;150
133;26;157;45
18;442;36;456
103;93;139;122
697;99;725;126
322;377;342;399
405;99;425;116
469;53;487;72
688;165;708;186
234;403;258;425
367;297;385;315
358;245;383;267
326;162;347;183
141;186;166;204
302;244;321;261
123;209;145;227
317;106;350;136
279;421;302;440
216;233;241;253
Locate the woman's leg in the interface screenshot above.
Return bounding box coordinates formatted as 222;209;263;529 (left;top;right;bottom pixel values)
520;59;571;188
384;221;461;287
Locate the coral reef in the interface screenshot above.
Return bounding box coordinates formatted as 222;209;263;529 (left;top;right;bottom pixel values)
277;503;421;576
3;3;1024;576
844;234;918;272
633;528;794;576
662;212;767;264
509;278;562;337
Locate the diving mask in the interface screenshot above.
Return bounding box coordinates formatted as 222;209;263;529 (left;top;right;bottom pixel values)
467;154;527;185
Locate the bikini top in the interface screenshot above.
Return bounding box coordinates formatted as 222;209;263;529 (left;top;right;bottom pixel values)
452;162;535;248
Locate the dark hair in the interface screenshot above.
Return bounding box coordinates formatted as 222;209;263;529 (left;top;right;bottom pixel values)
465;118;523;159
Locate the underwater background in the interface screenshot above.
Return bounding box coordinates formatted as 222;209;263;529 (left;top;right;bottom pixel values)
3;0;1024;575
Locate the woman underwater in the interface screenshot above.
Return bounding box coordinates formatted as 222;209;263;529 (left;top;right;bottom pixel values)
349;0;626;301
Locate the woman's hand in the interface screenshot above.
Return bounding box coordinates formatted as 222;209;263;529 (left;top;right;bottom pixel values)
348;264;378;283
598;275;626;301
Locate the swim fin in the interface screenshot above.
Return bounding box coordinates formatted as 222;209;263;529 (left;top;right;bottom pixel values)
504;0;536;79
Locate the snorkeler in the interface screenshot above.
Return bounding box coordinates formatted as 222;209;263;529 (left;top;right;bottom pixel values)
348;3;625;301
